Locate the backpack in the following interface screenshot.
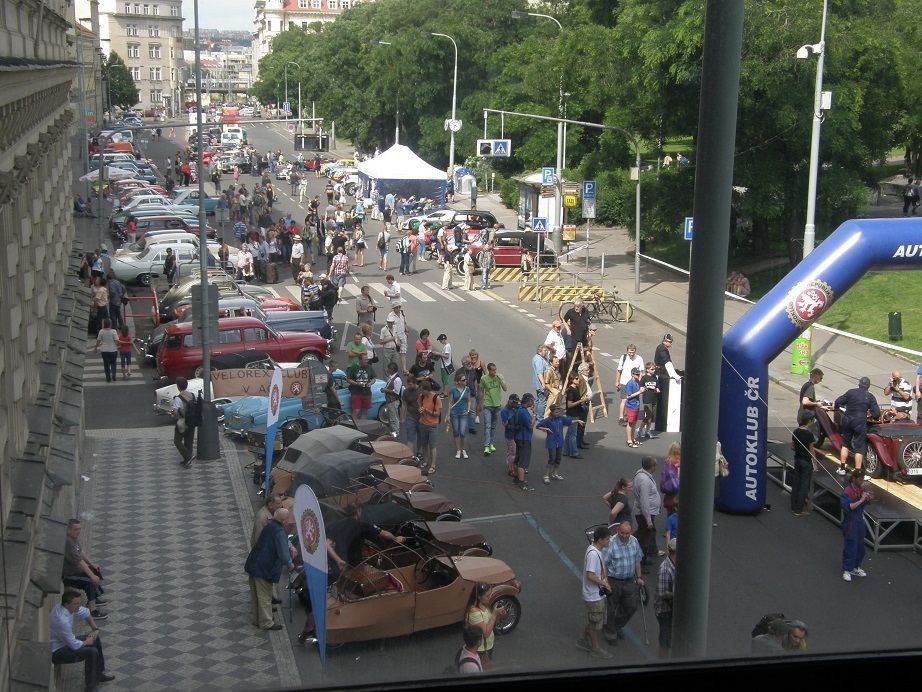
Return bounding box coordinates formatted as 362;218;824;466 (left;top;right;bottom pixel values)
183;392;203;428
508;407;522;436
377;232;388;249
443;648;482;675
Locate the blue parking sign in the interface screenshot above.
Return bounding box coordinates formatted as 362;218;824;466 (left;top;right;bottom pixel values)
542;167;554;185
582;181;596;199
684;217;694;241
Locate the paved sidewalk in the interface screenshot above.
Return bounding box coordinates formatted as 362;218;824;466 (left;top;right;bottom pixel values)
61;430;300;692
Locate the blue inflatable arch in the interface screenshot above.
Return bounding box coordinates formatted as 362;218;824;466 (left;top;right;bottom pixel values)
717;218;922;514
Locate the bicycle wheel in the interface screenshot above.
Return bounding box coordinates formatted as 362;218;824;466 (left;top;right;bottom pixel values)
558;301;575;322
584;300;600;321
612;301;635;323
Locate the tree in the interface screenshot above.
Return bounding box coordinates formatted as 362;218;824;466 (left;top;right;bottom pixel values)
104;52;139;111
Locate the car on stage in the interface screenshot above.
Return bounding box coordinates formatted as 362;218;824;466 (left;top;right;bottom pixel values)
814;405;922;479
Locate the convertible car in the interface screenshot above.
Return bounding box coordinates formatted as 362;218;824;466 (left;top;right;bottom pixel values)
814;404;922;479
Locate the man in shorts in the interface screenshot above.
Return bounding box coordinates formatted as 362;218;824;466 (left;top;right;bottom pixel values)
577;526;613;658
417;380;442;474
833;376;880;477
330;246;351;303
346;352;376;421
624;367;644;448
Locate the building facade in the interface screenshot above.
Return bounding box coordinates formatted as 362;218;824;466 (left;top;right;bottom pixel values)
0;0;88;689
251;0;373;80
99;0;185;115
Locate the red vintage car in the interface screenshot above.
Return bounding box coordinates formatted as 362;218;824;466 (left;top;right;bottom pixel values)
815;406;922;479
156;316;326;380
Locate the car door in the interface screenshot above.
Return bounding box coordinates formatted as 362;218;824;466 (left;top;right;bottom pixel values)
214;326;245;358
243;326;278;358
491;234;522;267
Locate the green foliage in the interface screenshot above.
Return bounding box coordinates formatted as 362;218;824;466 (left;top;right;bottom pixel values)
499;176;518;208
105;52;139;110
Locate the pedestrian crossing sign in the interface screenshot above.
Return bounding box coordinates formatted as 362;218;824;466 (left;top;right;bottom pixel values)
476;139;512;157
532;217;548;233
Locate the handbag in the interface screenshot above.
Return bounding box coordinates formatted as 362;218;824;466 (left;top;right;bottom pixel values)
443;361;455;376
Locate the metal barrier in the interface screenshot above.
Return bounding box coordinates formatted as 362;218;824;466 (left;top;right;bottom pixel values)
122;293;160;328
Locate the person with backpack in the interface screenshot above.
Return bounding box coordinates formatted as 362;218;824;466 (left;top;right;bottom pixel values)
376;225;390;270
452;625;484;674
417;380;442;475
172;377;201;466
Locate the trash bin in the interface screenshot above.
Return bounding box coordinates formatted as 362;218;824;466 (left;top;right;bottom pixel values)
889;311;902;341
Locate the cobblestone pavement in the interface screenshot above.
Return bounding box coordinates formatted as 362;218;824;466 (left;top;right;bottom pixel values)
61;429;300;691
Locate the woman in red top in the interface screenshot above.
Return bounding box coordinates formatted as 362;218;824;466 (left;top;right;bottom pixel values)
415;328;433;362
116;325;142;380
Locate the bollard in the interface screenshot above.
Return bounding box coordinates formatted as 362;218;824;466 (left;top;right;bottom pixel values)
888;311;902;341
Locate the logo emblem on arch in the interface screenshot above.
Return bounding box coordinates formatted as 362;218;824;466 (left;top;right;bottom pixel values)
786;279;834;329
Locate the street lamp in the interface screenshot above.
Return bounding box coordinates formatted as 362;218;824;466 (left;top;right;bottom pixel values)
511;10;565;253
284;61;300;123
371;40;400;144
798;0;830;260
791;0;830;375
420;31;459;181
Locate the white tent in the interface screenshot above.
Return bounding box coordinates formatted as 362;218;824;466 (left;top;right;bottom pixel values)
357;144;447;207
357;144;446;181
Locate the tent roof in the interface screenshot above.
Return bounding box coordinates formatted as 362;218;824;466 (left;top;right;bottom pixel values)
357;144;446;181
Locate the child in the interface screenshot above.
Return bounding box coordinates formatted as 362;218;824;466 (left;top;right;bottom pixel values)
536;404;585;485
664;496;679;544
116;324;142;380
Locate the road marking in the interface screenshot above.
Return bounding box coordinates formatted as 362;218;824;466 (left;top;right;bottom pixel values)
525;313;536;318
463;288;493;301
401;283;437;302
599;352;612;357
422;282;464;301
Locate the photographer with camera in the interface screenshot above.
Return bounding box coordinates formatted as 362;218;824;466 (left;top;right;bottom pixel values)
840;469;873;582
883;370;913;420
577;526;613;659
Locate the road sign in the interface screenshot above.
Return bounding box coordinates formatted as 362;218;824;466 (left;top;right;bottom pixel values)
476;139;512;157
562;183;580;196
563;194;579;208
532;217;548;233
283;101;291;114
582;180;596;199
540;185;555;198
684;217;694;241
542;167;554;185
583;198;596;219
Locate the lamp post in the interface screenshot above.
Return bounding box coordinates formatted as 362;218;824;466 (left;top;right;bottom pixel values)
420;31;459;181
371;41;399;145
791;0;830;375
512;10;564;253
284;61;300;122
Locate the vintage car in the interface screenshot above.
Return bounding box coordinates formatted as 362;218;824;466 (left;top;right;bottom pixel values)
110;243;198;285
157;273;275;324
170;188;220;215
815;404;922;479
155;316;327;380
309;546;521;645
221;375;388;437
145;299;326;360
454;230;558;274
109;204;200;231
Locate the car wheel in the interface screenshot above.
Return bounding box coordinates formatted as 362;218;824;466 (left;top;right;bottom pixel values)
491;595;521;635
377;405;389;424
899;440;922;474
139;273;151;287
299;351;320;365
282;419;306;436
435;512;461;522
192;364;211;379
864;445;883;479
453;254;466;275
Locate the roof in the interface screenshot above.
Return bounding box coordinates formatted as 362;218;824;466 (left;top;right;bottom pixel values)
357;144;446;182
164;315;267;333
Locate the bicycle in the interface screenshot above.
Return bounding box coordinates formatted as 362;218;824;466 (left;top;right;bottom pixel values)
558;289;634;324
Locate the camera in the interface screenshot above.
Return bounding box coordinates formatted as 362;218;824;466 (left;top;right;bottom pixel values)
598;585;609;597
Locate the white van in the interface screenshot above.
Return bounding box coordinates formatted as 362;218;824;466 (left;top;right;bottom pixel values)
220;132;241;147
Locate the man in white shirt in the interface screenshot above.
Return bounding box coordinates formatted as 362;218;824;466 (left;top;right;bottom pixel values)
615;344;645;424
384;274;402;307
577;526;613;659
545;321;567;366
50;589;114;690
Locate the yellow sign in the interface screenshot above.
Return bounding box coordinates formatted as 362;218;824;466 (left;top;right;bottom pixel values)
562;225;577;241
563;194;578;208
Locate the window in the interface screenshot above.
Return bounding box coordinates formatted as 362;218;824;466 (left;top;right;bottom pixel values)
267;20;271;31
171;68;176;82
301;21;308;30
152;4;159;15
149;45;161;59
148;25;160;37
298;0;308;6
126;23;139;36
171;5;179;16
134;3;140;13
124;3;132;13
311;0;321;8
149;67;161;80
129;67;140;80
219;330;242;345
328;0;337;8
244;328;268;342
127;44;140;58
341;0;350;7
143;4;149;14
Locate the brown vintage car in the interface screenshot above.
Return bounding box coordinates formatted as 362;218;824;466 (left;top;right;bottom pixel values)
322;546;521;645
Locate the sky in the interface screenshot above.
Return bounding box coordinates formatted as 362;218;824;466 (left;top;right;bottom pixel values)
195;1;254;32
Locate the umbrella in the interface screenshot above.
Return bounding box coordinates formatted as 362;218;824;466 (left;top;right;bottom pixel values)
280;426;367;472
79;167;135;182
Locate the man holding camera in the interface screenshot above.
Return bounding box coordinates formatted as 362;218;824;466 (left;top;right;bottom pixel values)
577;526;613;659
884;370;913;420
840;469;872;582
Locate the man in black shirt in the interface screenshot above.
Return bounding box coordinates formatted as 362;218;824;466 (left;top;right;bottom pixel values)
563;299;591;350
791;413;816;515
834;376;880;477
637;363;660;440
798;368;825;441
326;503;405;580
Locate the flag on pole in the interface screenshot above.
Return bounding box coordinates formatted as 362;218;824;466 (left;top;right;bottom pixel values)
293;485;328;666
263;368;283;494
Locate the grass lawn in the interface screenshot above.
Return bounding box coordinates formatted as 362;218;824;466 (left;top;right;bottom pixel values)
817;272;922;353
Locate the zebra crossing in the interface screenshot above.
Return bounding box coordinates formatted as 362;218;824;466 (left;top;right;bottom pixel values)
82;333;150;388
271;277;497;306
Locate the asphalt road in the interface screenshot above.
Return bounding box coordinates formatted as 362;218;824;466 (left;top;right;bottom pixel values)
82;123;922;685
